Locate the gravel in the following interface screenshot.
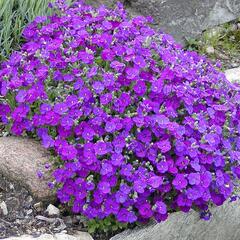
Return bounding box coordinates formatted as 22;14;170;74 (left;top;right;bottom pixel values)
0;173;88;239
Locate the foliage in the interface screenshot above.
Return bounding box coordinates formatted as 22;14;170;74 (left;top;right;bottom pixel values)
0;0;73;60
1;0;240;231
87;216;128;234
185;21;240;68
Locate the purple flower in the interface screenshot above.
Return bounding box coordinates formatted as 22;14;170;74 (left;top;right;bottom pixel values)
100;162;113;175
98;181;111;194
94;141;108;155
186;187;201;200
110;61;125;71
125;67;139;79
54;103;68;115
148;176;163;189
0;104;10;117
40;103;52;114
111;153;124;167
117;208;137;223
154;115;170;127
157;161;168;173
138;203;153;218
16;90;27;103
157;139;171;153
137;129;152;143
65;95;79;107
173;174;188;190
93;81;105;94
44;111;60;126
60;145;77;161
101;49;115;61
11;104;30;121
63;74;74;82
176;156;189;170
120;164;132;177
78;51;94;64
155;201;167;215
82;126;95;141
133;180;146;193
115;191;128;204
61;116;74;129
87;66;98;78
104;198;120;215
133;81;147;96
151;79;164;93
188;173;200;185
204;133;220;146
42;134;55;149
200;171;212;188
100;93;112;105
37;170;43;179
133;55;146;68
200;210;212;221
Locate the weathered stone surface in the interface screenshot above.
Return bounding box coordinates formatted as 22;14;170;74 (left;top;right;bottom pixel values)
111;200;240;240
225;67;240;82
0;137;54;202
4;232;94;240
84;0;240;43
124;0;240;43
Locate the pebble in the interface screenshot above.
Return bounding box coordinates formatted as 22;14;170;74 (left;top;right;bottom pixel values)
206;45;215;54
26;209;33;215
0;201;8;215
34;202;43;212
46;204;60;216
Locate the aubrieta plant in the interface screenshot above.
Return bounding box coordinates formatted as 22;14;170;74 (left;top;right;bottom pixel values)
1;0;240;227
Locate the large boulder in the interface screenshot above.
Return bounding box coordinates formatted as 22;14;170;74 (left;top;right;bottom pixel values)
0;137;54;202
88;0;240;43
128;0;240;42
111;200;240;240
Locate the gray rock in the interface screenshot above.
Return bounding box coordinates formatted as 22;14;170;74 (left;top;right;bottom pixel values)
111;200;240;240
225;67;240;82
126;0;240;43
0;137;54;202
4;232;94;240
81;0;240;43
46;204;60;216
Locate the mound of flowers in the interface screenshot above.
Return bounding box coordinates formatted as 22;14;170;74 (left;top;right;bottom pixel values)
1;0;240;225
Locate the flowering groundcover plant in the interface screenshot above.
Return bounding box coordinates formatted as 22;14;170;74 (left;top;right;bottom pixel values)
1;0;240;227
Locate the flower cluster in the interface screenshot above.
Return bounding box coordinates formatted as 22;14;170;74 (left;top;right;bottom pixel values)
1;0;240;224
